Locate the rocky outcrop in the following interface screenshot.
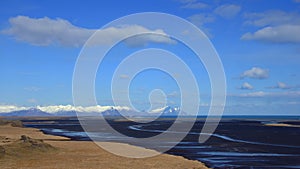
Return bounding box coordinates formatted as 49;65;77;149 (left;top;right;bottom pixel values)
19;135;55;150
0;135;56;158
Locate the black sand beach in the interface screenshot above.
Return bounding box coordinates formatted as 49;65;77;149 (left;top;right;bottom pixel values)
22;116;300;169
0;118;208;169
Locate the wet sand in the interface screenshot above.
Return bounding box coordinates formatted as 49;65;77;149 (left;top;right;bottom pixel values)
264;123;300;128
0;120;208;169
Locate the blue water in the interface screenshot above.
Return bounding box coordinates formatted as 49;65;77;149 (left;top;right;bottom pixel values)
23;117;300;169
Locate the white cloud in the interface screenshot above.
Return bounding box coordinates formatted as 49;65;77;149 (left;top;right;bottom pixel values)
242;10;300;43
167;91;179;98
239;82;253;90
187;13;215;37
188;14;215;27
237;91;300;98
187;13;214;37
277;82;289;89
177;0;208;9
214;4;241;19
2;16;94;47
240;67;269;79
120;29;176;47
181;2;208;9
2;16;175;47
148;106;167;114
241;25;300;43
240;91;266;97
244;10;300;27
267;82;299;90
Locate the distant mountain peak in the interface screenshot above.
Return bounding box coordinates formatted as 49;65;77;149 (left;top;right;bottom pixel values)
0;108;52;117
147;106;183;116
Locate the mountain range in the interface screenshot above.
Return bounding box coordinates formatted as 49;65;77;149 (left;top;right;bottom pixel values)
0;106;182;117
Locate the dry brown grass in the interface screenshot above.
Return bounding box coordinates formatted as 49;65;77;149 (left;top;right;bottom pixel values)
0;119;209;169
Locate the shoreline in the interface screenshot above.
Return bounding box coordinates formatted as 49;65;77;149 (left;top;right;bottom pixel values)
264;123;300;128
0;119;209;169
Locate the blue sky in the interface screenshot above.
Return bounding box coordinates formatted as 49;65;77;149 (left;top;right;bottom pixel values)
0;0;300;115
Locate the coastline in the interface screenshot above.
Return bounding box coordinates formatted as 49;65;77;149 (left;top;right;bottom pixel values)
0;119;209;169
264;123;300;128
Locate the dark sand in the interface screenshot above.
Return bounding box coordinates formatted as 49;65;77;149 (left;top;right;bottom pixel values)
0;119;208;169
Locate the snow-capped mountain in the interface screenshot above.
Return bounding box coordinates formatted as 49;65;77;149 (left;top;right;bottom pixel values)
0;108;53;117
101;107;122;116
148;106;186;116
0;105;185;117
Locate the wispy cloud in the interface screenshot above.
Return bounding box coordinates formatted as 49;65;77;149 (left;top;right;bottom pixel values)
241;25;300;43
187;13;214;36
243;10;300;27
2;16;175;47
234;91;300;98
241;10;300;43
274;82;290;89
148;106;167;114
214;4;241;19
181;2;208;9
177;0;209;9
188;13;215;27
240;67;269;79
167;91;180;98
24;86;41;92
266;82;299;90
238;82;254;90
